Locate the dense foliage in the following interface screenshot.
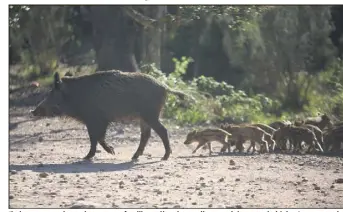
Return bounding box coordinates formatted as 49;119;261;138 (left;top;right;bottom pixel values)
141;57;343;125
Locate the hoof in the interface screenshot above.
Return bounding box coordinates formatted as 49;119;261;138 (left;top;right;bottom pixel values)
131;155;139;161
109;147;115;155
162;150;171;160
81;157;94;164
131;158;139;163
107;150;115;155
161;154;170;161
220;148;227;153
83;156;94;161
132;149;144;159
131;150;143;161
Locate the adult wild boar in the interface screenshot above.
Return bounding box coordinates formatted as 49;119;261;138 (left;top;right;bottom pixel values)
31;70;194;161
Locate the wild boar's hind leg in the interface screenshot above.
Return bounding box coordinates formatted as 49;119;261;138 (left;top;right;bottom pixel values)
84;121;108;160
145;118;171;161
98;137;115;155
132;120;152;161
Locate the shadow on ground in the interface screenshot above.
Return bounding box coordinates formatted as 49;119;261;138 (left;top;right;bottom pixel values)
273;151;343;158
9;120;32;131
9;127;87;148
9;160;161;174
177;151;343;159
177;152;252;159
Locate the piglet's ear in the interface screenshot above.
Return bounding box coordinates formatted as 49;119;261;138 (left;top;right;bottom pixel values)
54;72;62;90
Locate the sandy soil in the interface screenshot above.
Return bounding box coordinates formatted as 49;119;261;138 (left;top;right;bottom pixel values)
9;105;343;209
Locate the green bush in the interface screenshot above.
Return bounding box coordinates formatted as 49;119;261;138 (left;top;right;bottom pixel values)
303;58;343;120
142;56;343;125
141;57;285;125
195;76;234;96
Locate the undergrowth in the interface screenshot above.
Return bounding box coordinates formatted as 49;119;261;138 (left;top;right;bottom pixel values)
141;57;284;125
141;57;343;125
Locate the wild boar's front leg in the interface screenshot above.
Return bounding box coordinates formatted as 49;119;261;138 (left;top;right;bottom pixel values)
132;121;152;161
289;138;296;152
315;139;324;153
247;140;256;153
260;137;269;153
235;136;245;153
192;142;205;154
293;138;301;153
144;117;172;161
207;142;212;156
268;138;276;152
306;141;314;154
218;139;229;153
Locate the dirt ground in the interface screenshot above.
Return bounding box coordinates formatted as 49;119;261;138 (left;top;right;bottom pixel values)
9;104;343;209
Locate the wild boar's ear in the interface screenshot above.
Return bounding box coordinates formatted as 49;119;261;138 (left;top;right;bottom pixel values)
64;71;73;77
54;72;62;89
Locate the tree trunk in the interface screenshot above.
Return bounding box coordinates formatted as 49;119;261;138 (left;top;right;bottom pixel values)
87;6;139;72
161;6;180;74
140;6;166;69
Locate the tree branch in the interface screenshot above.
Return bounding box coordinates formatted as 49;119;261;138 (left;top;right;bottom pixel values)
122;6;174;30
122;6;158;29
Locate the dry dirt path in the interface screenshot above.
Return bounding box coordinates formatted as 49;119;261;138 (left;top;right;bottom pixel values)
9;107;343;209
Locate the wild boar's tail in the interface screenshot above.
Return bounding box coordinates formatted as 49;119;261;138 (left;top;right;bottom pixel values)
166;88;187;100
165;87;196;102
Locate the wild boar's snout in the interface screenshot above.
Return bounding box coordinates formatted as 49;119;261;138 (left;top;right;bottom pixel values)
30;109;39;118
30;106;46;117
30;108;39;116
